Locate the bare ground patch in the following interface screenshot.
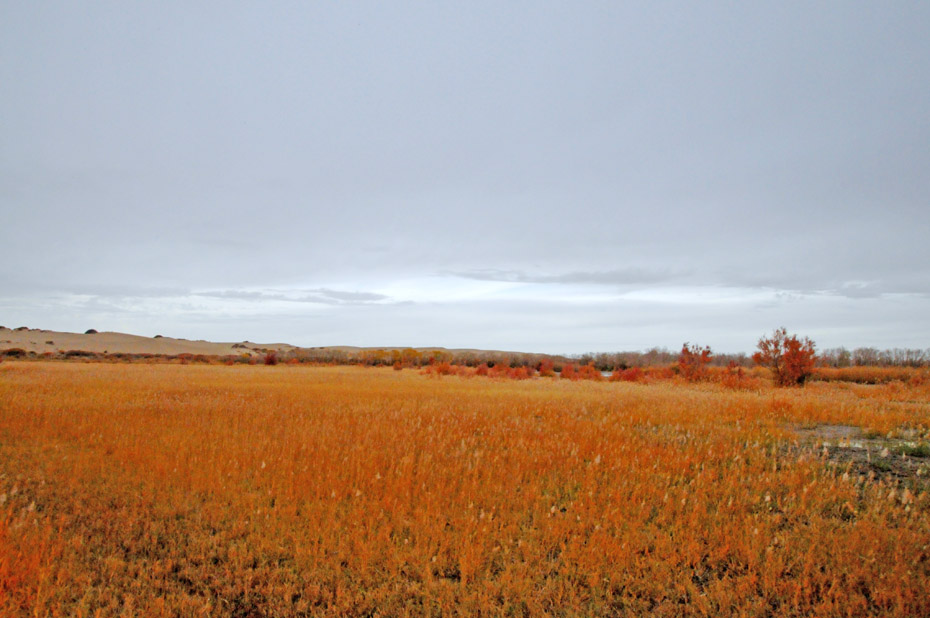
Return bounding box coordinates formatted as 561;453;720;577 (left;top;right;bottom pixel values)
786;423;930;489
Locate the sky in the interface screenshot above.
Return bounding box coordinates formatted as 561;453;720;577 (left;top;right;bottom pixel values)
2;2;929;354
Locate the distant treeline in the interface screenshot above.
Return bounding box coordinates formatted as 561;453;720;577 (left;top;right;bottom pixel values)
579;347;930;370
817;347;930;368
3;344;930;370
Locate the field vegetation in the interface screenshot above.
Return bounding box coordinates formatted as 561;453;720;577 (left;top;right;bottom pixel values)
1;362;929;616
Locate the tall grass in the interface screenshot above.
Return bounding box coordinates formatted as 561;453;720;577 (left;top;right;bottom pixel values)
0;362;928;616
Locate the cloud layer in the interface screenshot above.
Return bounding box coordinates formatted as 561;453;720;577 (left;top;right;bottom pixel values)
2;3;929;352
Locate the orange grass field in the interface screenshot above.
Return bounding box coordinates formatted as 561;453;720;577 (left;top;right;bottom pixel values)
1;362;929;617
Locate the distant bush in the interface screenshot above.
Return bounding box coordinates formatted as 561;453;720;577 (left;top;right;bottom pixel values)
506;366;534;380
64;350;95;358
645;366;676;381
678;343;712;382
264;352;278;366
489;363;511;378
576;363;603;381
610;367;644;382
85;329;98;335
537;358;556;377
14;326;29;331
1;348;27;357
716;361;763;390
154;335;163;339
753;328;816;387
437;361;457;376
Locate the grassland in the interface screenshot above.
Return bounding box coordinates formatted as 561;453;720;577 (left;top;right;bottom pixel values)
1;362;929;616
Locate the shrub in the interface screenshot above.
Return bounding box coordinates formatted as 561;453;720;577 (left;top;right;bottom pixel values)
718;361;746;389
64;350;95;358
264;352;278;366
753;327;816;386
610;367;644;382
419;361;458;378
85;329;98;335
537;358;556;377
2;348;27;357
678;343;712;381
645;366;676;381
577;363;603;381
489;363;511;378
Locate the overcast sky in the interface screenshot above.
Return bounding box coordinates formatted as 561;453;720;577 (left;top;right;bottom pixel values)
2;2;929;354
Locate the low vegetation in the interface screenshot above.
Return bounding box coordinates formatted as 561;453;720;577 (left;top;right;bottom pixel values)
1;362;928;616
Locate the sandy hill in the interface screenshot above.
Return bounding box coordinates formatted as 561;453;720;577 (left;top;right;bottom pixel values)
0;327;296;356
0;327;529;358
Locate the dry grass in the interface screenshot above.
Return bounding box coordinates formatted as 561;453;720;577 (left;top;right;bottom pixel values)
1;362;928;616
812;366;928;385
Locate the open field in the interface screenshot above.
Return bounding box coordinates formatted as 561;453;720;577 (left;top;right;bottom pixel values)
1;363;929;616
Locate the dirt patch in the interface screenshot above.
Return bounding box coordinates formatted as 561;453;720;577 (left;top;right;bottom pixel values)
793;424;861;441
787;424;930;489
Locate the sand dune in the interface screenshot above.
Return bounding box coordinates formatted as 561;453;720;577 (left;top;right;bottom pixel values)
0;326;521;358
0;327;296;356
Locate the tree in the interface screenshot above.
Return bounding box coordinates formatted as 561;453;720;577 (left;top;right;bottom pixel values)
678;343;712;381
752;328;816;386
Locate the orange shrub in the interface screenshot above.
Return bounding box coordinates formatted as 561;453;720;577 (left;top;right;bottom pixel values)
753;328;817;386
537;358;556;377
678;343;712;381
610;366;644;382
576;362;603;381
506;366;533;380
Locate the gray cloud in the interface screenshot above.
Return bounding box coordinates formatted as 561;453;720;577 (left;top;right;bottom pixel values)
302;288;389;303
67;285;192;298
2;3;929;351
447;268;682;286
194;288;390;305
